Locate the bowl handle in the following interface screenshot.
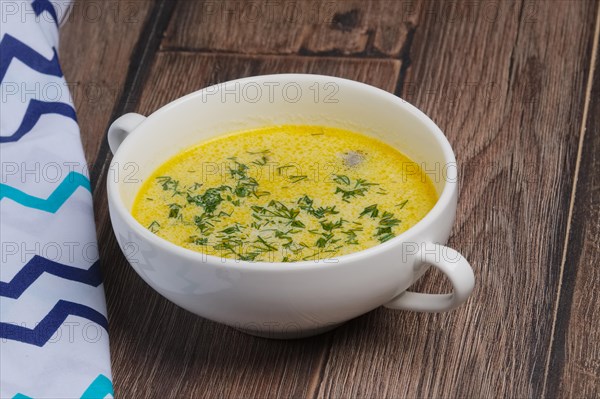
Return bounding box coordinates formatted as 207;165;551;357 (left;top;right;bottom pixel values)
384;243;475;312
107;113;147;155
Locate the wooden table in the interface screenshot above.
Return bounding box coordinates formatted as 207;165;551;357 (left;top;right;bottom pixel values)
59;0;600;397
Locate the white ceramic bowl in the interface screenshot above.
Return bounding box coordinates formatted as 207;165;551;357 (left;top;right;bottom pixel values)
107;74;475;338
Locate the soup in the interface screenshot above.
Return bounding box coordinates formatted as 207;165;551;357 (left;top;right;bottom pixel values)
132;125;437;262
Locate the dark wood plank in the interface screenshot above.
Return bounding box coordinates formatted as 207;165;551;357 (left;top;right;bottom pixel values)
94;53;401;398
315;1;599;398
162;0;417;56
136;52;400;112
547;18;600;397
86;0;177;193
59;0;155;162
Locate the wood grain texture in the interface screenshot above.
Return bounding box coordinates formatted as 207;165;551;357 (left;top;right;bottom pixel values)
94;53;401;398
162;0;417;56
547;21;600;397
59;0;154;161
136;52;400;112
314;1;600;398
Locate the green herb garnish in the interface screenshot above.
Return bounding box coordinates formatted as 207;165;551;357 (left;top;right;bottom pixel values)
168;203;182;218
334;177;378;202
396;200;409;209
289;175;308;183
359;204;379;218
156;176;183;196
297;195;339;218
147;145;416;262
375;211;401;243
276;164;294;175
187;187;224;214
333;174;351;185
148;220;160;233
252;155;269;166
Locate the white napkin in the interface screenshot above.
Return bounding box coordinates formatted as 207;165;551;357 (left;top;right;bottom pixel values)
1;1;113;397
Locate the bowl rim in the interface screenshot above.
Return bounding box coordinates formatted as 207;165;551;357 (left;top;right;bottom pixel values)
107;73;458;271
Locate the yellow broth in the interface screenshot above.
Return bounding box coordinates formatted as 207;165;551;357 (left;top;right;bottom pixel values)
132;125;438;262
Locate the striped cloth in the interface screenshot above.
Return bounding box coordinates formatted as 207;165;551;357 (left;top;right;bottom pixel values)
1;0;113;397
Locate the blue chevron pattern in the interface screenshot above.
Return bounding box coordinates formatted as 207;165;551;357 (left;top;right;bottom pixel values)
80;374;114;399
0;171;91;213
0;34;62;84
12;374;114;399
0;300;108;347
0;99;77;143
1;257;101;299
1;2;115;395
31;0;59;25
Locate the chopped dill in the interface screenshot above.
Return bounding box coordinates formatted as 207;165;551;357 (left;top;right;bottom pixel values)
334;176;378;202
359;204;379;218
276;164;294;175
168;203;182;218
148;220;160;233
396;199;409;209
289;175;308;183
144;141;422;262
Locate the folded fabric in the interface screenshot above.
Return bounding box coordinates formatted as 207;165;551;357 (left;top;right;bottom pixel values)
1;1;113;397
